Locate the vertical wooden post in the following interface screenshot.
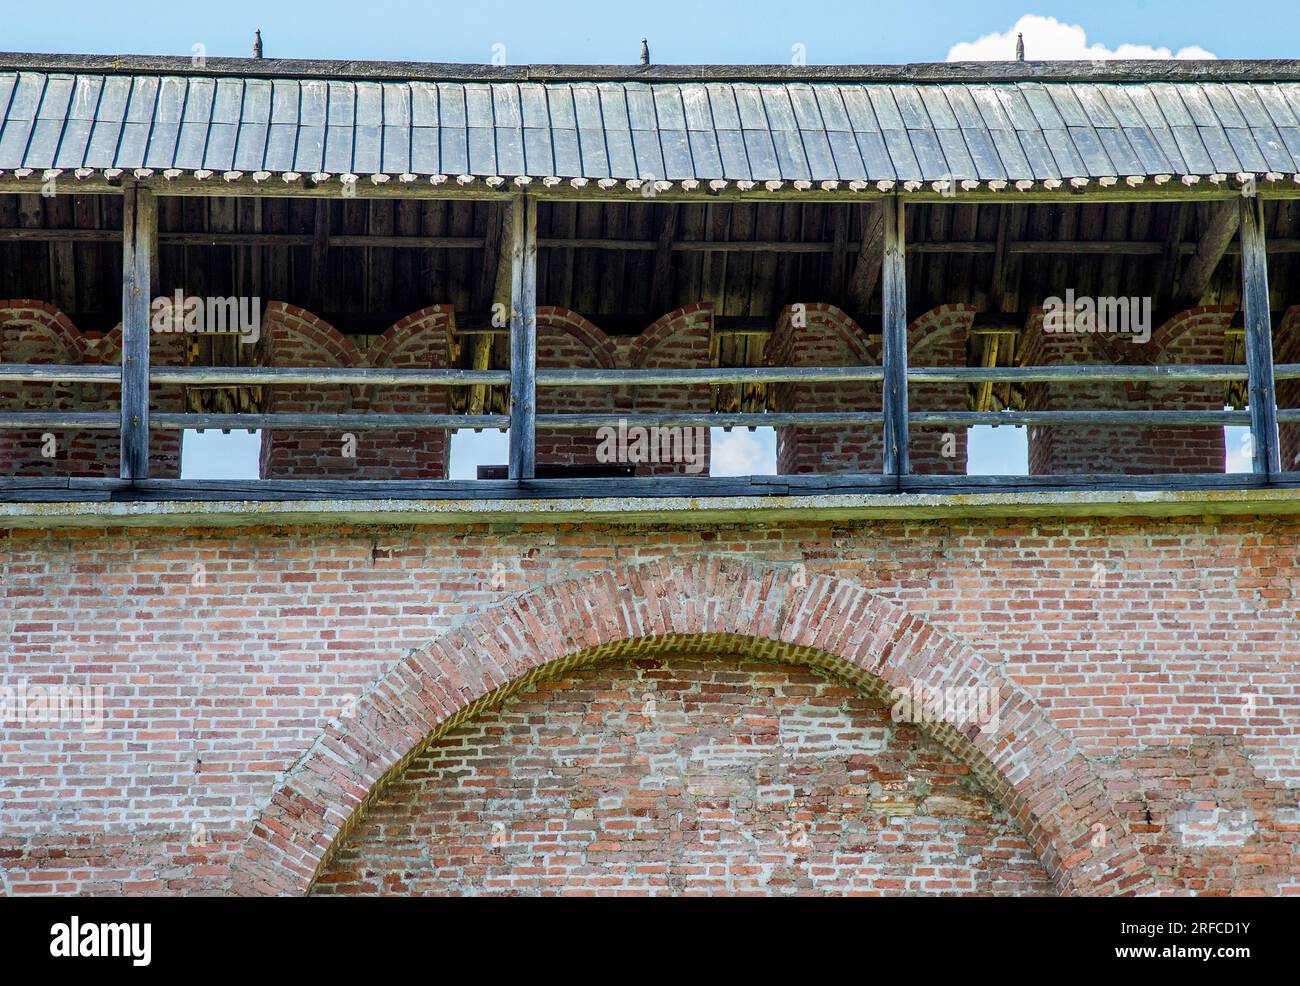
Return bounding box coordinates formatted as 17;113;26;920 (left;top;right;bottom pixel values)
508;194;537;479
1239;195;1280;476
119;184;156;480
881;196;909;476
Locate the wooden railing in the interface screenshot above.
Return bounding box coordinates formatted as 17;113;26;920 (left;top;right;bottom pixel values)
0;191;1288;487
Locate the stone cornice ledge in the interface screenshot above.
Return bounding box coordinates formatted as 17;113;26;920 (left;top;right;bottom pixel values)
5;487;1300;531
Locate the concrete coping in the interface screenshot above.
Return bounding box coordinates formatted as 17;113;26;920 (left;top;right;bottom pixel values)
4;486;1300;530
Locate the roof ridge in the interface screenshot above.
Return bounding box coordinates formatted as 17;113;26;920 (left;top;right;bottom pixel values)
2;52;1300;85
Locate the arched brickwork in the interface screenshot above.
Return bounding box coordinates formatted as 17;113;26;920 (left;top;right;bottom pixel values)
1274;306;1300;471
769;303;877;475
313;654;1056;895
358;305;454;479
260;304;453;480
0;301;182;477
1023;306;1232;475
625;303;713;476
771;304;971;476
535;307;623;471
874;304;974;475
230;558;1146;898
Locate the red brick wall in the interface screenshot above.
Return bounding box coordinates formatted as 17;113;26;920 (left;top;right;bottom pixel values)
312;656;1053;896
2;513;1298;896
770;304;970;475
535;305;712;476
0;301;182;478
769;303;879;475
1022;307;1231;476
260;304;452;480
1274;306;1300;471
534;307;625;470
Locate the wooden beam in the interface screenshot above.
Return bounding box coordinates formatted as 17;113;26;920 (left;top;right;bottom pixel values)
829;203;849;303
881;197;908;476
1154;202;1187;311
648;204;679;313
847;202;885;319
1175;200;1239;308
468;203;512;415
1240;195;1281;475
508;195;537;479
119;185;155;480
310;199;331;302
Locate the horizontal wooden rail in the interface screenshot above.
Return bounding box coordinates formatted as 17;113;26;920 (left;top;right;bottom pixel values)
536;412;885;428
912;409;1255;426
5;407;1297;432
149;366;513;386
11;362;1300;388
11;225;1300;258
0;364;122;382
152;413;509;431
0;412;509;431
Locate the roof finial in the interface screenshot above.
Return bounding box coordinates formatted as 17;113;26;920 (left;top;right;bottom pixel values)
1015;32;1025;62
253;29;263;60
640;38;650;66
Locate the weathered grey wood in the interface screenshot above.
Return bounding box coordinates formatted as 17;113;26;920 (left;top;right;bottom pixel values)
536;412;885;428
1175;200;1239;308
911;409;1253;426
11;51;1300;85
648;205;678;314
119;185;155;479
148;366;512;385
1155;201;1188;310
538;366;884;386
150;413;509;431
1240;194;1282;475
7;362;1280;387
0;412;120;429
12;221;1300;258
0;364;122;382
881;196;908;476
508;195;537;479
846;202;885;317
310;200;331;302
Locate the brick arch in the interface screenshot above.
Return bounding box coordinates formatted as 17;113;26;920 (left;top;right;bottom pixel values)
230;558;1146;898
769;303;876;475
260;304;363;479
0;299;88;363
873;304;975;475
536;306;619;371
0;302;187;476
1145;305;1236;364
626;302;713;370
1276;306;1300;469
366;304;455;372
535;307;622;469
769;301;872;366
262;302;364;370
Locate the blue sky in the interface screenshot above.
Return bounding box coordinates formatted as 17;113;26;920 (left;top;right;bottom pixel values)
6;1;1292;63
27;2;1271;478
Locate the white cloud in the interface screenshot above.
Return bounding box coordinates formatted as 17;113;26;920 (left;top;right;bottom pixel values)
946;14;1216;62
709;427;776;476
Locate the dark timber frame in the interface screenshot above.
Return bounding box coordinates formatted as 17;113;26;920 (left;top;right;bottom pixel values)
2;176;1298;494
118;185;155;480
